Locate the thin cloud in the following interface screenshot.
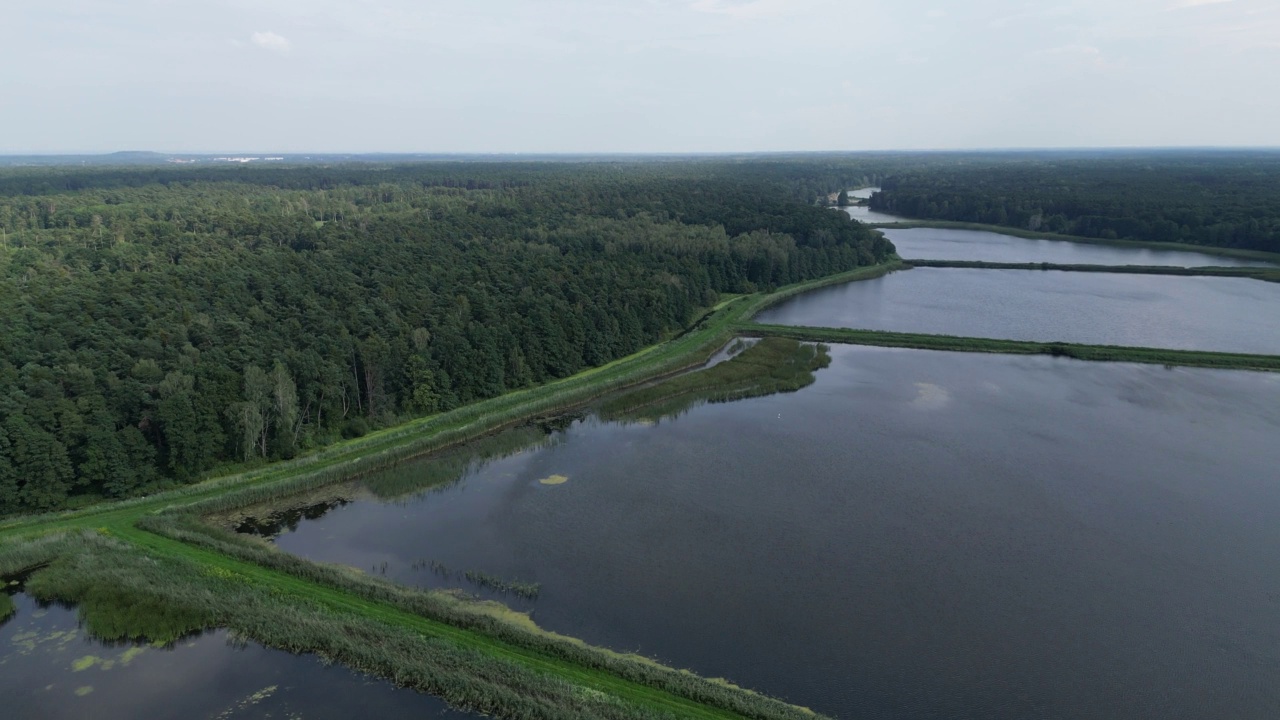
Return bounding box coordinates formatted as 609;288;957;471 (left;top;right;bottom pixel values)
251;31;292;54
1169;0;1234;8
689;0;794;20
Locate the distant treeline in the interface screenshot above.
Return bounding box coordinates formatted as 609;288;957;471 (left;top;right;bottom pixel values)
870;152;1280;253
0;163;893;513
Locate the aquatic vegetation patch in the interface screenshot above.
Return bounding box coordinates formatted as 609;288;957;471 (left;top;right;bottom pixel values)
598;336;832;422
539;474;569;486
214;684;279;719
412;560;542;600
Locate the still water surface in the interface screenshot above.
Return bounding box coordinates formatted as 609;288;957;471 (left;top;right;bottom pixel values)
755;267;1280;354
883;226;1276;267
0;590;473;719
249;346;1280;719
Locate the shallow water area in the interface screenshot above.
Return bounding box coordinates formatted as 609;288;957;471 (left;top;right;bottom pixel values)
755;267;1280;354
248;345;1280;719
0;589;474;719
882;226;1277;267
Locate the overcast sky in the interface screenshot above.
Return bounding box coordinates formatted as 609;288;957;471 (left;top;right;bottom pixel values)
4;0;1277;153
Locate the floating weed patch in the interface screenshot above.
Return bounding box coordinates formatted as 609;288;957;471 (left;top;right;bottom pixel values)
539;474;569;486
71;655;99;672
214;684;279;719
74;686;94;697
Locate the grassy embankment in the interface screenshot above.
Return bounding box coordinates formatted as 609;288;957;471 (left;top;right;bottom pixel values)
872;219;1280;265
740;324;1280;372
902;259;1280;282
0;264;910;720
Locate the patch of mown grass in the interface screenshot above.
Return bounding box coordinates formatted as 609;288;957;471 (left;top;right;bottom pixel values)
598;337;832;422
741;324;1280;372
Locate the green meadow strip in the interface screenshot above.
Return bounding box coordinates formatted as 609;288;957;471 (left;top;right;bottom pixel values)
902;259;1280;281
738;324;1280;372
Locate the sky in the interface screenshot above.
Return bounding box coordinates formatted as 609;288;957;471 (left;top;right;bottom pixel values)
3;0;1278;153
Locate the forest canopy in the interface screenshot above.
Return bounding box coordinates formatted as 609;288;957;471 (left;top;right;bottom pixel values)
869;152;1280;253
0;161;892;514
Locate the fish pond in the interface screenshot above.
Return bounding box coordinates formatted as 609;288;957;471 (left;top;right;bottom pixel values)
0;585;475;719
755;267;1280;354
881;226;1278;267
236;345;1280;719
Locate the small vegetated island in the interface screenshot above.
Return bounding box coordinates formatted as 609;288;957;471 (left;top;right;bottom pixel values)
3;152;1280;718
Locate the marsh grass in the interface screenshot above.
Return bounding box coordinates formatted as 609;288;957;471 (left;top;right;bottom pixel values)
0;527;824;720
0;592;14;623
598;337;832;421
415;560;543;600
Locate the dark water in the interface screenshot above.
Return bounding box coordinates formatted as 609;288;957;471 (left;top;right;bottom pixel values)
250;346;1280;719
883;226;1276;267
755;267;1280;354
0;590;474;719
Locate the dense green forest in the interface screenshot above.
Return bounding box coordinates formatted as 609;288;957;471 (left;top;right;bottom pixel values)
0;162;892;513
870;152;1280;252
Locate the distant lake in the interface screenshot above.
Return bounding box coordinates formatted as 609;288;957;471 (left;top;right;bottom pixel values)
884;226;1277;267
244;346;1280;719
840;187;909;224
755;267;1280;354
0;591;475;719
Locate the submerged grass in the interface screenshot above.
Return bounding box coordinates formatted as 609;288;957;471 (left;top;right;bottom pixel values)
740;324;1280;372
598;337;832;422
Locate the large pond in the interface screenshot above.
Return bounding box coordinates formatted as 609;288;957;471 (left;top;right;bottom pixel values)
883;226;1276;267
242;346;1280;719
755;267;1280;354
0;589;475;719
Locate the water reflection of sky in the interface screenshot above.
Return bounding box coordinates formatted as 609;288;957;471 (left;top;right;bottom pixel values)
756;267;1280;354
263;345;1280;719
